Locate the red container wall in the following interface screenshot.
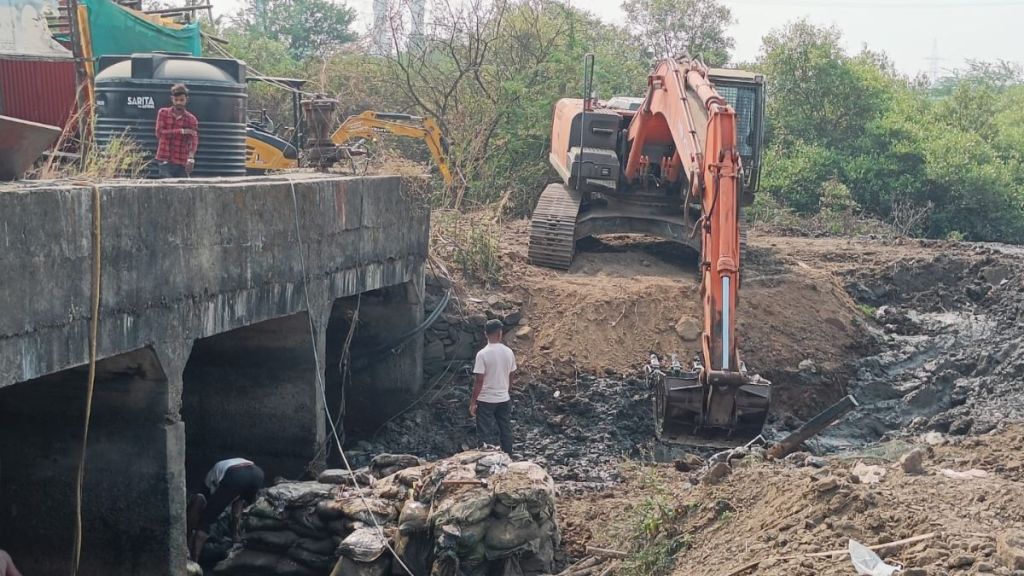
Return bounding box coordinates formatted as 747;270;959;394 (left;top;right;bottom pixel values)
0;57;78;129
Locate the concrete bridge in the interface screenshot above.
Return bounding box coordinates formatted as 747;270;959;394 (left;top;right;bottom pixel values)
0;174;430;575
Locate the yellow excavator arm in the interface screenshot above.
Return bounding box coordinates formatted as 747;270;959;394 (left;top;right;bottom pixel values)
330;111;455;186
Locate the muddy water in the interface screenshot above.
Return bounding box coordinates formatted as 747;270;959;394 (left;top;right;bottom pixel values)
349;373;658;485
813;246;1024;453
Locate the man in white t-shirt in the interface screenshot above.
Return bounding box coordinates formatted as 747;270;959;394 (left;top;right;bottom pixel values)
471;319;517;454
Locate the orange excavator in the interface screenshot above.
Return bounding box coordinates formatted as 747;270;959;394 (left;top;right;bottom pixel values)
528;55;770;444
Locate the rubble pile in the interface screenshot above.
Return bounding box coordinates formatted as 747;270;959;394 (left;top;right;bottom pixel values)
362;373;654;484
214;451;559;576
421;279;525;381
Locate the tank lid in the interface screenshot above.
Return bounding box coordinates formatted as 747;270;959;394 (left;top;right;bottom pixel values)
95;53;246;84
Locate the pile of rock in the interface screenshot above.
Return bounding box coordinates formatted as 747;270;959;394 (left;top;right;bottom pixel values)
213;451;558;576
422;279;525;381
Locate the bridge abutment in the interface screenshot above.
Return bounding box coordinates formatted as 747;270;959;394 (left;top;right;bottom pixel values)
0;175;428;575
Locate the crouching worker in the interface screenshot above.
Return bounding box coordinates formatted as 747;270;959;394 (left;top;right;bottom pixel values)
188;458;264;561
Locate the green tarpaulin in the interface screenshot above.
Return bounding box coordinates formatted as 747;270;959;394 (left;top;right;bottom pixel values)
79;0;202;57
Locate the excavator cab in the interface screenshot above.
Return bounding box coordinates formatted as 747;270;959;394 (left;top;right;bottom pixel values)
529;64;767;269
706;68;766;202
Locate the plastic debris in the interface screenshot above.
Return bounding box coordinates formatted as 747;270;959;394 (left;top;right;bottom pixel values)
849;539;903;576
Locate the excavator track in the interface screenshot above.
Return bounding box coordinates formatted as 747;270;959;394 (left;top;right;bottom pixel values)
528;183;582;270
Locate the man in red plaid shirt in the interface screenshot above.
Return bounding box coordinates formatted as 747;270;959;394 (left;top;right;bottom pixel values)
155;83;199;178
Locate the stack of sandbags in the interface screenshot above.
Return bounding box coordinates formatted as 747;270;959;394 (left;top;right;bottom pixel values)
213;450;558;576
214;481;341;576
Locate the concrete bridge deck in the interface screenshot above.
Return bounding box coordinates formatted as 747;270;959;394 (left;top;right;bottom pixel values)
0;174;430;575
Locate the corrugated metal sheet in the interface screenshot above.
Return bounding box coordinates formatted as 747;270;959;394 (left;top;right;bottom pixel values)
0;57;78;129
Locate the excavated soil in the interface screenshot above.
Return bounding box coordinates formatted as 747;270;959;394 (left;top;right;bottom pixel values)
563;425;1024;576
362;212;1024;575
495;219;869;421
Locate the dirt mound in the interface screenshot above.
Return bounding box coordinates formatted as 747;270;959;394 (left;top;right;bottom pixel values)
561;426;1024;576
492;220;868;419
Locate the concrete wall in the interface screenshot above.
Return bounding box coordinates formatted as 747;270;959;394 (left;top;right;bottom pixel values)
0;347;184;576
0;174;428;575
182;313;323;488
341;278;426;433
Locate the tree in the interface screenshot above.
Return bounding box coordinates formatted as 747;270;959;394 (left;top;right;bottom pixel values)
619;0;733;65
231;0;357;59
378;0;648;210
758;20;894;148
931;58;1024;97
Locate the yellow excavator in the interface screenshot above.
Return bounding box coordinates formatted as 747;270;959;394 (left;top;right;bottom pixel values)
245;97;455;186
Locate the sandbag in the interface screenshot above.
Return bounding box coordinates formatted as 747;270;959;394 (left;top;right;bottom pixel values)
249;497;287;520
393;531;432;576
288;506;329;538
265;482;334;508
319;468;376;487
454;450;494;465
370;454;423;478
295;537;339;556
286;546;335;572
492;463;555;519
372;474;409;501
326;519;349;537
457;541;488;576
500;556;526;576
474;453;512;475
213;549;280;575
394;465;427;488
492;500;512;519
317;497;397;524
338;527;389;563
484;519;557;570
243;530;300;553
244;515;289;533
330;556;391;576
416;464;476;504
430;486;493;526
451;522;488;552
275;557;319;576
398;501;429;534
484;505;538;551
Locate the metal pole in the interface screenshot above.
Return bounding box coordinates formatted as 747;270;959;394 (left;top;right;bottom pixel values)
292;91;302;149
767;395;859;459
576;53;594;188
66;0;90;157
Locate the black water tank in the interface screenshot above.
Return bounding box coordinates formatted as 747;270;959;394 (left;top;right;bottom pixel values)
94;53;247;178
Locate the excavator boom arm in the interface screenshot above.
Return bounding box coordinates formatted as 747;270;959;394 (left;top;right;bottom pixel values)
625;59;742;376
330;111;455;186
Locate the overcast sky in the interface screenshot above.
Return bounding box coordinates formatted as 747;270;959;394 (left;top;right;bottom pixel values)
212;0;1024;77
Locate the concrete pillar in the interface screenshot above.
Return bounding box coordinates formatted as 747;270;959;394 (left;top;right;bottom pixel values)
0;347;179;576
181;312;326;488
342;268;425;432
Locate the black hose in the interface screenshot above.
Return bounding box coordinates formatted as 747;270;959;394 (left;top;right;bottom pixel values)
361;288;452;359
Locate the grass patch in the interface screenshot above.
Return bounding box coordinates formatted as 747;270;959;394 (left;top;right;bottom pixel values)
618;464;694;576
857;303;878;318
430;210;503;286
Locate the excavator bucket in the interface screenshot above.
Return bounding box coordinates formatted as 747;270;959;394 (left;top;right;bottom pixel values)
650;365;771;449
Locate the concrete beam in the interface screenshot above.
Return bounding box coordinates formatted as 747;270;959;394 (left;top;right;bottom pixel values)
0;175;429;390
